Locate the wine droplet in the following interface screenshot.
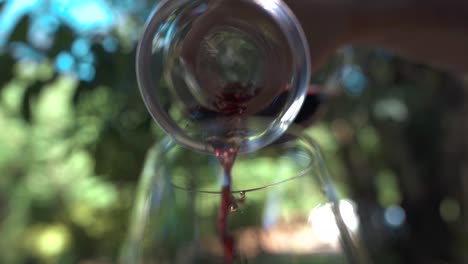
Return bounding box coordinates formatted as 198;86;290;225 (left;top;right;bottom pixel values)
230;203;238;212
238;191;246;205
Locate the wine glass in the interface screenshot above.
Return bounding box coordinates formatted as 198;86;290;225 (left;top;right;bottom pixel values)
136;0;311;154
119;126;368;264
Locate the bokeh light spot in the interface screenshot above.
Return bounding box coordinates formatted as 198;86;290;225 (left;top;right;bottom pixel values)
71;38;91;58
34;224;71;258
102;36;118;52
59;0;115;34
341;65;367;96
384;205;406;228
376;170;402;207
440;198;461;222
10;42;46;61
77;62;95;81
374;98;408;122
339;199;359;232
55;51;75;73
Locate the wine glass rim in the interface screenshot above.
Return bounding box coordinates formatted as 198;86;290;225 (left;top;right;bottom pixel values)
157;125;321;194
170;167;312;194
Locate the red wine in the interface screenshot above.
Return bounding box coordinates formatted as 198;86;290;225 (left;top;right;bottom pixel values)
191;84;325;130
213;82;256;115
216;147;238;264
219;185;235;263
189;81;285;119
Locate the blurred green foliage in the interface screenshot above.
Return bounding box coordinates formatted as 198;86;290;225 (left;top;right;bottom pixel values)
0;46;164;262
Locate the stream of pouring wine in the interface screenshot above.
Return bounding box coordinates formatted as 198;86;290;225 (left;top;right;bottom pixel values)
216;147;239;264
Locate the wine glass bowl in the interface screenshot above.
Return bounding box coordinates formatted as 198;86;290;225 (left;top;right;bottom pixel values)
120;127;362;264
137;0;311;154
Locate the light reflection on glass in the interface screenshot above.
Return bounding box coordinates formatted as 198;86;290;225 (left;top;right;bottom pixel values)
308;199;359;246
